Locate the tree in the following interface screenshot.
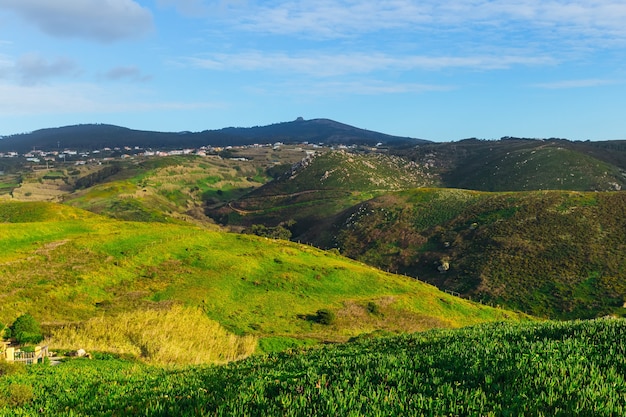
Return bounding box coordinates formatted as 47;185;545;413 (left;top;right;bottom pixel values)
9;314;43;345
246;223;293;240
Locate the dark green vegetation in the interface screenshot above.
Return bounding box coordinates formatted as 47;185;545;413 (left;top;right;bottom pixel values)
5;315;43;345
214;138;626;243
3;319;626;416
0;118;426;153
398;138;626;192
331;188;626;319
0;201;519;360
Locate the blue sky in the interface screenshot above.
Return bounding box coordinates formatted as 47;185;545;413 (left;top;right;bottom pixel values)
1;0;625;141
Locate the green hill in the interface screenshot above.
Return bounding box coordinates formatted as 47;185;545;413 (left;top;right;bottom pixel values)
208;150;437;239
3;319;626;415
62;151;304;225
0;118;426;153
0;201;522;363
0;200;97;223
398;138;626;191
256;150;435;195
64;155;270;226
329;188;626;319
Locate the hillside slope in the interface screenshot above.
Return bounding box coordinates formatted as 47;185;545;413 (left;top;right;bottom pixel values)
208;150;438;240
63;155;273;226
399;138;626;192
329;188;626;319
0;201;523;357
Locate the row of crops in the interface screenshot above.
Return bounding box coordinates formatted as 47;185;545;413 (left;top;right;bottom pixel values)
3;318;626;415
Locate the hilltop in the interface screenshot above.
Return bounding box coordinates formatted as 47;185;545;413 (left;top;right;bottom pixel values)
207;150;437;238
395;138;626;191
0;118;428;153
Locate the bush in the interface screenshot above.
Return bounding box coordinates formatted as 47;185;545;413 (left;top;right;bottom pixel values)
0;361;26;377
10;314;43;345
366;301;381;316
6;384;34;406
316;309;336;325
246;224;292;240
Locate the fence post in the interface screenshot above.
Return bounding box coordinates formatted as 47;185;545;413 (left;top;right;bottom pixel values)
5;347;14;362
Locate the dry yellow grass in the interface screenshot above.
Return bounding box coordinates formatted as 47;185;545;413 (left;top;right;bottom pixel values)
46;305;257;365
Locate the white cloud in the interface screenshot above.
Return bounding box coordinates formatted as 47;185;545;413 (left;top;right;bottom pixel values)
156;0;210;16
0;53;12;76
0;0;154;42
184;51;555;76
16;53;79;85
200;0;626;44
237;0;432;39
102;66;152;82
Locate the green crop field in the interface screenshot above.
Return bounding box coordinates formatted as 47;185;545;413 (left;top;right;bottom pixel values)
2;319;625;416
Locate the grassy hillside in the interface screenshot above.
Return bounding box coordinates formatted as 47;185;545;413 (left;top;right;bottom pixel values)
331;188;626;319
63;154;289;225
399;138;626;191
258;150;436;194
8;151;309;224
0;200;97;223
208;150;437;240
0;201;522;363
0;174;20;197
3;319;626;415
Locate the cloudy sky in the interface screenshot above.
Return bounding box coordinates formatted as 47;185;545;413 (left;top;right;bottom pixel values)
1;0;625;141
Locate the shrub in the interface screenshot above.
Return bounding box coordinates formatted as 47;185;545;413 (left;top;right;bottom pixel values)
316;309;336;325
7;384;34;406
366;301;381;316
246;224;292;240
0;361;26;377
10;314;43;345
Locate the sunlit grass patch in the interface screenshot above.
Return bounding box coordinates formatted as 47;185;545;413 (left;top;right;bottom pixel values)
46;305;257;365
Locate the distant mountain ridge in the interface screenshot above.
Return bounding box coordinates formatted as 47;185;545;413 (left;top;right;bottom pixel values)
0;118;429;152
